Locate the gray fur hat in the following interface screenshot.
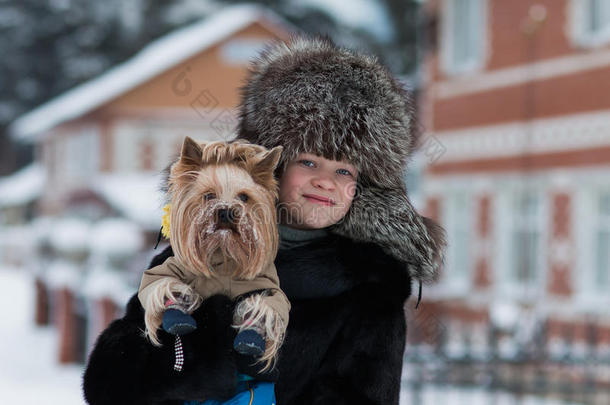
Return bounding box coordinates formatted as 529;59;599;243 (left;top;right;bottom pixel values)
237;36;445;282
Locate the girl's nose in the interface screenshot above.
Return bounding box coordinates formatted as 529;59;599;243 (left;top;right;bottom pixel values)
311;176;335;191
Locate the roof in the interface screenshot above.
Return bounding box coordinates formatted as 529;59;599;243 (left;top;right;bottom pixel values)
91;173;166;231
0;164;45;208
9;4;290;142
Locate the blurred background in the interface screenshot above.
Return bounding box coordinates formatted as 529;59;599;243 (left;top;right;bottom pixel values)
0;0;609;404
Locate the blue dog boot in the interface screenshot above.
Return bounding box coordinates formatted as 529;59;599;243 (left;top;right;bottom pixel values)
233;329;265;357
162;308;197;335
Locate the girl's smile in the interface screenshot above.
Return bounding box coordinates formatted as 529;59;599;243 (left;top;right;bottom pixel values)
302;193;336;206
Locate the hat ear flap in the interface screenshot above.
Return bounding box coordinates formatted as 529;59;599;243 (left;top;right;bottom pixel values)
332;185;446;282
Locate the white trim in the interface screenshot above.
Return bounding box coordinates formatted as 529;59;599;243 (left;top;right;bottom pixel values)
425;165;610;190
431;109;610;163
434;46;610;99
9;5;291;141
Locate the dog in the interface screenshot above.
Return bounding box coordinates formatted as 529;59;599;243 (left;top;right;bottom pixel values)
138;137;288;371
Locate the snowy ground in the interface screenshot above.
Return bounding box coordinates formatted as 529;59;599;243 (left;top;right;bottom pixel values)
0;265;586;405
0;267;85;404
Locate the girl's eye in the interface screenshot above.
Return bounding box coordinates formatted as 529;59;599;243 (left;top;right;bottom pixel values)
238;193;249;202
204;193;216;201
337;169;353;177
300;160;315;167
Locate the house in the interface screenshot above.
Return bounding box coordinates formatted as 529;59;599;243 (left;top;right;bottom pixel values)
0;164;45;267
8;4;292;364
10;4;291;230
418;0;610;344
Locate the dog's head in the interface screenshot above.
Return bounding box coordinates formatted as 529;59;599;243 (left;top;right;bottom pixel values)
168;137;282;279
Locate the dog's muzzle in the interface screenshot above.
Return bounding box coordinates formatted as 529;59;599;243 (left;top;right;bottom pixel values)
216;208;238;230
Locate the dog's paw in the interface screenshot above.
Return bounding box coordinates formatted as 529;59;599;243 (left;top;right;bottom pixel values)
233;329;265;357
162;308;197;335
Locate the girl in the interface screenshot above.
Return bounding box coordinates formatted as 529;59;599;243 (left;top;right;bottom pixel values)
83;36;445;405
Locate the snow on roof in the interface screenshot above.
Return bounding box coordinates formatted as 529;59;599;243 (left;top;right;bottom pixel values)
91;173;165;231
89;218;144;257
51;218;91;254
9;4;289;142
0;164;45;207
45;259;82;290
82;265;134;304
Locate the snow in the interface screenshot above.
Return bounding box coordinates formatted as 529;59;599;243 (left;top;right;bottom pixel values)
82;265;132;304
0;224;38;268
30;216;56;245
51;218;91;255
88;218;144;257
0;268;84;404
0;163;45;207
490;301;520;331
45;260;82;290
9;4;289;141
91;173;165;230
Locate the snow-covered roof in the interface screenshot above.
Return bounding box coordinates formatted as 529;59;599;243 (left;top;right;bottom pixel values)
91;173;165;231
9;4;290;142
0;164;45;207
51;217;91;254
89;218;144;257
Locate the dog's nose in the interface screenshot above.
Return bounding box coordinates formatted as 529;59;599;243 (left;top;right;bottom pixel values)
217;208;236;224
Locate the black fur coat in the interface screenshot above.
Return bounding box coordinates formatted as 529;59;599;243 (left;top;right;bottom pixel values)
83;233;412;404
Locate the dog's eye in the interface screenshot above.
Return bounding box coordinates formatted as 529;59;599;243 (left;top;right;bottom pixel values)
204;193;216;201
237;193;249;202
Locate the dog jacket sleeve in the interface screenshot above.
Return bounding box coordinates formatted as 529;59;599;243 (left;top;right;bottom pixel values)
137;257;199;306
229;262;291;326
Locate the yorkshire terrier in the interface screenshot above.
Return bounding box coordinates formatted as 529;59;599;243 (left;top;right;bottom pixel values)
138;137;289;371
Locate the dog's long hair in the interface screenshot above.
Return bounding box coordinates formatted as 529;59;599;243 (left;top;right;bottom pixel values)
143;138;284;368
169;139;281;279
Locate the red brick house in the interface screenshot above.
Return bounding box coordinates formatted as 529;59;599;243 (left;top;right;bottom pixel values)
418;0;610;342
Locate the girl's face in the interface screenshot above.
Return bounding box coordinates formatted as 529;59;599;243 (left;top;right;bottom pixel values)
278;153;358;229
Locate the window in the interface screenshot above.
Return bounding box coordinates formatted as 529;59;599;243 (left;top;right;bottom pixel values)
571;0;610;47
510;191;543;286
442;0;487;74
594;191;610;291
62;128;100;181
445;191;472;288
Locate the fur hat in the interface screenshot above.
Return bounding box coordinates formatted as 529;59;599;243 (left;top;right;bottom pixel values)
237;36;445;282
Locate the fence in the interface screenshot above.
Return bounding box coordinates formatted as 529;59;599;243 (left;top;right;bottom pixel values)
401;311;610;405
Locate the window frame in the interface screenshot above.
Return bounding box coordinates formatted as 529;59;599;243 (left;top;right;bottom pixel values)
442;188;474;293
575;185;610;305
494;184;549;301
440;0;489;75
570;0;610;48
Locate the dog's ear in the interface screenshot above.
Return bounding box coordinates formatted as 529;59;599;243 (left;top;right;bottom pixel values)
179;136;204;167
250;146;283;188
